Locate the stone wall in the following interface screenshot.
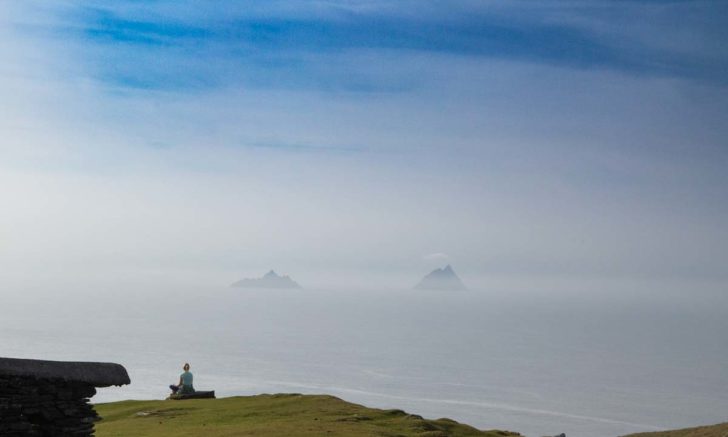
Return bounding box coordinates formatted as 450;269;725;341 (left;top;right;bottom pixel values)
0;376;98;436
0;357;130;437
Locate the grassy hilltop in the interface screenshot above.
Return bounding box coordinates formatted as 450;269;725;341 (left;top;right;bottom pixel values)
95;393;520;437
624;422;728;437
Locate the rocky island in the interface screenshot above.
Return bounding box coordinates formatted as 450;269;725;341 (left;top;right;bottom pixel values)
415;265;468;290
231;270;302;289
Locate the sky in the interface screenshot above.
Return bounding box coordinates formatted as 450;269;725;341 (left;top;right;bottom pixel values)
1;0;727;291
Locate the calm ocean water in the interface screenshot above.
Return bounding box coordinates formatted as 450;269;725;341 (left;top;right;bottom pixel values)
1;285;727;437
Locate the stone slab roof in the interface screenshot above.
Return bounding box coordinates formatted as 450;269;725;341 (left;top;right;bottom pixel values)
0;357;130;387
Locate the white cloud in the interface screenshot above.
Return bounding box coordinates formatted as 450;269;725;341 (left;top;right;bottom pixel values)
423;253;449;261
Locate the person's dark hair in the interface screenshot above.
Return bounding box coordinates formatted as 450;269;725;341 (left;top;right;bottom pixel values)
183;363;190;371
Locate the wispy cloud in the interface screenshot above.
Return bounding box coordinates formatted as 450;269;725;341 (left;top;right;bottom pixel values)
8;0;727;93
423;253;449;261
245;141;364;153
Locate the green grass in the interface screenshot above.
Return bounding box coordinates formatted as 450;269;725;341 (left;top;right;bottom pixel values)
624;423;728;437
94;393;520;437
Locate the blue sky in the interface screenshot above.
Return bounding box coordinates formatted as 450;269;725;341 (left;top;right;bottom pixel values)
1;1;727;290
22;0;728;90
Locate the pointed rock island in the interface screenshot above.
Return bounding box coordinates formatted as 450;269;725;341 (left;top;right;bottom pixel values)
231;270;302;289
415;265;467;290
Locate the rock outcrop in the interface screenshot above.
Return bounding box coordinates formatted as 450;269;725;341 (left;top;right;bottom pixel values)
0;357;130;436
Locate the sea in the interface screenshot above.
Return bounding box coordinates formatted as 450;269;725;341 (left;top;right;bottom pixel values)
1;284;727;437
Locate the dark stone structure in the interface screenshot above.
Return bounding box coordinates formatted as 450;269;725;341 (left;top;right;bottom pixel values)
0;357;130;436
168;390;215;400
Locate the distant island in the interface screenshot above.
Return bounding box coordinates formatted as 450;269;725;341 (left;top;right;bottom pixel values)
415;265;467;290
231;270;302;289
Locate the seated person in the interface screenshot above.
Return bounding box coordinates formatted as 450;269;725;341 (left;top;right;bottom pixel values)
169;362;194;395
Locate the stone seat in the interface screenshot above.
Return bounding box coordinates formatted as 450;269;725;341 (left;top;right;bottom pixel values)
168;390;216;400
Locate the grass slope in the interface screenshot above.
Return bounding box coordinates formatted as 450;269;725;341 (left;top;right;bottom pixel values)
95;394;520;437
624;423;728;437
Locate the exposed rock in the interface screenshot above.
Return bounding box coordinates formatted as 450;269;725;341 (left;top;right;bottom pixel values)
231;270;302;289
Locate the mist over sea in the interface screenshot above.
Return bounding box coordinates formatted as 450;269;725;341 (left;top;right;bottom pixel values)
2;285;727;437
